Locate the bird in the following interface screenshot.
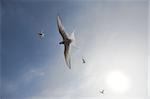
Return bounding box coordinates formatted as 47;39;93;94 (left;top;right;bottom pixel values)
57;15;75;69
37;31;45;39
82;58;86;64
99;89;104;94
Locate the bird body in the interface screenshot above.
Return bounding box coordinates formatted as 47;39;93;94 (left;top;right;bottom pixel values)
37;32;45;39
57;15;74;69
99;89;104;94
82;58;86;63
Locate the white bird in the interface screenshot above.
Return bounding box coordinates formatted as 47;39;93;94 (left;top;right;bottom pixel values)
99;89;104;94
82;58;86;64
57;16;75;69
37;31;45;39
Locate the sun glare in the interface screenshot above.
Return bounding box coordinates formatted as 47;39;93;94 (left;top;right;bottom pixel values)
106;70;130;94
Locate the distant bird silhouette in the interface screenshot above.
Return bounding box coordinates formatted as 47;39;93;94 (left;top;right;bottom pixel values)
57;15;75;69
82;58;86;63
99;89;104;94
37;31;45;39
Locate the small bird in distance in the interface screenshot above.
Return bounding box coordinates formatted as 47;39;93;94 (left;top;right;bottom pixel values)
82;58;86;64
99;89;104;95
37;31;45;39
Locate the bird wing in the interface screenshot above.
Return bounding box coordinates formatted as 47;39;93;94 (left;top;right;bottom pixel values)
57;16;68;40
100;90;104;94
64;43;71;69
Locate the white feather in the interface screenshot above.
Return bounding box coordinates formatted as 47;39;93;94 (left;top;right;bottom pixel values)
69;30;77;48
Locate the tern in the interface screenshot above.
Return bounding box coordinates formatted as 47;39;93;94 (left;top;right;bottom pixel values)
99;89;104;94
82;58;86;64
57;16;75;69
37;31;45;39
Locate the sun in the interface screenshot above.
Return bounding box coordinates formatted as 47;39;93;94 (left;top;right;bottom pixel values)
106;70;130;94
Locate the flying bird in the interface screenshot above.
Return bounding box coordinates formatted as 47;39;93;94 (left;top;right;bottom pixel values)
99;89;104;94
82;58;86;64
37;31;45;39
57;15;75;69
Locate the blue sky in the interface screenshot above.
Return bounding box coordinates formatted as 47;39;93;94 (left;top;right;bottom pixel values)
1;0;150;99
1;0;87;98
0;0;2;97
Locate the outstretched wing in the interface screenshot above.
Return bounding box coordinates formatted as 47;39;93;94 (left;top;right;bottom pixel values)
99;90;104;94
57;16;68;40
64;43;71;69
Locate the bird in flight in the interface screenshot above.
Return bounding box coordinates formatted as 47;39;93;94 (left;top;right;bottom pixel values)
99;89;104;94
57;15;75;69
37;31;45;39
82;58;86;64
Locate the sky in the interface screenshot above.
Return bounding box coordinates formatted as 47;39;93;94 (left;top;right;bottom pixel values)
1;0;150;99
0;0;2;97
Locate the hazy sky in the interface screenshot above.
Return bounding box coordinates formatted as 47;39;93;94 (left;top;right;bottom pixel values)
1;0;150;99
0;0;2;97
